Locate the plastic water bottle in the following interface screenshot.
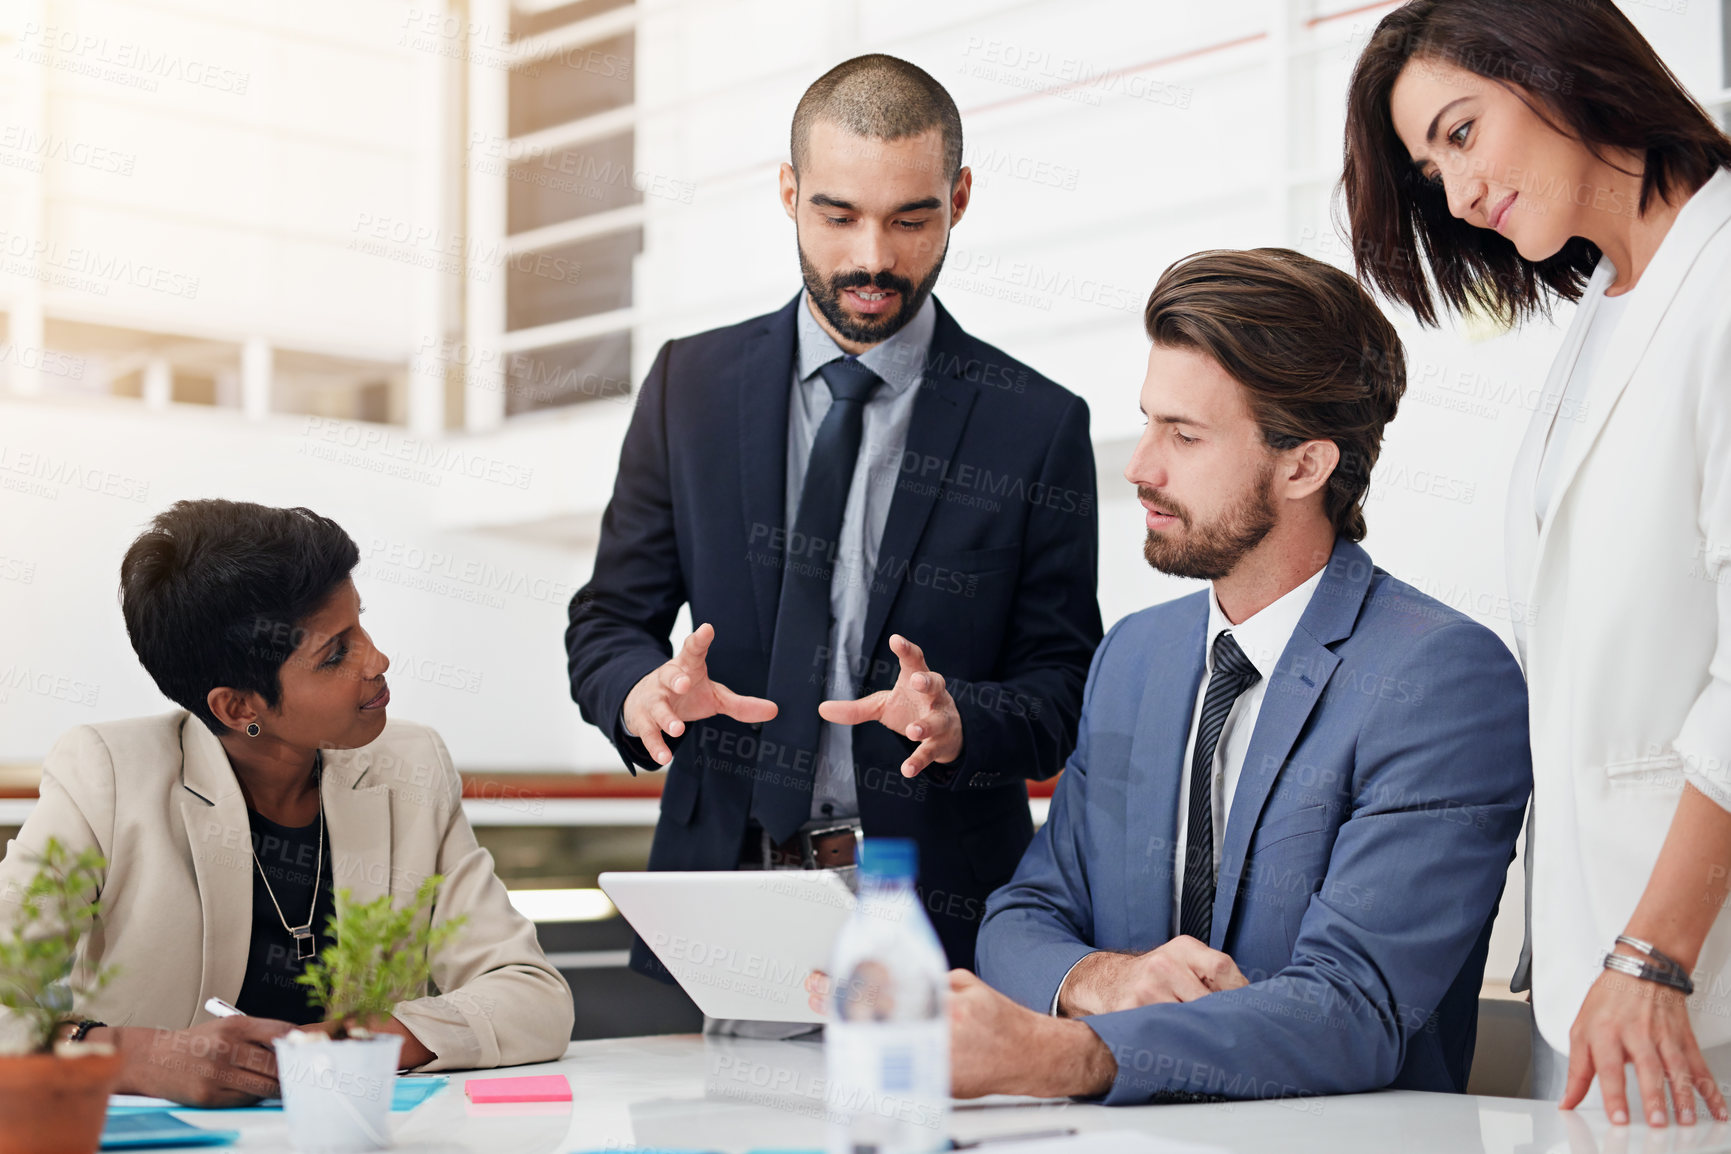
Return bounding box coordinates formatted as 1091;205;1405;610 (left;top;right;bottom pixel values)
826;838;950;1154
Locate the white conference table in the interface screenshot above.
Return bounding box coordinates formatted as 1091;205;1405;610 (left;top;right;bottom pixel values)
145;1033;1731;1154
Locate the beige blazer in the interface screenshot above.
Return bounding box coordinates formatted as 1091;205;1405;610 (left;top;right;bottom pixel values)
0;711;573;1071
1505;167;1731;1054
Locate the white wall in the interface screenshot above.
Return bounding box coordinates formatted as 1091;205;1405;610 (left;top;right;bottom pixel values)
0;397;623;770
0;0;443;358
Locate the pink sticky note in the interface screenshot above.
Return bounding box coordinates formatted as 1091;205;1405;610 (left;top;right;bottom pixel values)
463;1075;572;1104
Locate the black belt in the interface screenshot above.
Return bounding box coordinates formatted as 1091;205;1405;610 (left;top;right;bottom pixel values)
741;818;862;870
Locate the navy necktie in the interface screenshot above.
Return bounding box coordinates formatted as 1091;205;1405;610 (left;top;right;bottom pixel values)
750;357;882;841
1179;630;1262;944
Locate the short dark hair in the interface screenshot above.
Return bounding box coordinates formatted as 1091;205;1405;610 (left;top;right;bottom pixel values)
1143;248;1406;544
1341;0;1731;327
791;54;963;183
119;500;361;735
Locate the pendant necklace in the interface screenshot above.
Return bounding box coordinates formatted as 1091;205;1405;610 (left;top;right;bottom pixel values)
251;756;325;962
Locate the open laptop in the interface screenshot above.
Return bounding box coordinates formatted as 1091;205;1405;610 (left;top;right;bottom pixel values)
599;870;856;1023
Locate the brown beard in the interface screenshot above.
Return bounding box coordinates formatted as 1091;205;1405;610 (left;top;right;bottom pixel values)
1141;460;1277;582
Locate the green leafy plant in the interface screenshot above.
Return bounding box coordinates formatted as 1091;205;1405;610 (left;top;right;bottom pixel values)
0;838;116;1055
297;875;463;1038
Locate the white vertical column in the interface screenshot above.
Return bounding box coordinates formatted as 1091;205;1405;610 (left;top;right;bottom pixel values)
8;300;45;399
1267;0;1299;244
142;355;172;409
76;353;110;397
241;336;273;421
464;0;509;432
408;0;450;437
820;0;861;62
1723;0;1730;103
7;0;49;398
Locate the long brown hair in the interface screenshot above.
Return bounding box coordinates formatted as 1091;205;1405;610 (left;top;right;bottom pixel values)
1144;249;1406;544
1340;0;1731;327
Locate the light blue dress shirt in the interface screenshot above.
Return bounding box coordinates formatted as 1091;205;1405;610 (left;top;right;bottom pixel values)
786;292;936;821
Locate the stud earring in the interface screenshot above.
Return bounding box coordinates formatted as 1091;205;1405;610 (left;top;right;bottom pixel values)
246;723;261;737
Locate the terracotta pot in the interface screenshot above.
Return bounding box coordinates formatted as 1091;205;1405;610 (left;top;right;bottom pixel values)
0;1048;124;1154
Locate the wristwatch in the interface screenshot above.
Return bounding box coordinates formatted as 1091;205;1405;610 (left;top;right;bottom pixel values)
65;1020;106;1043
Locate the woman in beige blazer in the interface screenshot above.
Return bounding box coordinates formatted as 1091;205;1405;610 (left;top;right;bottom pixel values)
1342;0;1731;1131
0;499;573;1105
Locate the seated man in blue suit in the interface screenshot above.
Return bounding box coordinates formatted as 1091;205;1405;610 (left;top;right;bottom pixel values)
951;248;1533;1103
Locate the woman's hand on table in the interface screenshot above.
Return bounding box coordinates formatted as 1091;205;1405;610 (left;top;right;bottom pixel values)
1561;963;1729;1127
1562;787;1731;1128
300;1015;436;1070
97;1018;293;1107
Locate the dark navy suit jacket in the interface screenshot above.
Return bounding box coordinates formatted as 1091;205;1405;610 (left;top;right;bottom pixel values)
566;294;1103;975
977;539;1532;1101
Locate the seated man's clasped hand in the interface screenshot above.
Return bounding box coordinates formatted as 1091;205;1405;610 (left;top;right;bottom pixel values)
808;937;1247;1099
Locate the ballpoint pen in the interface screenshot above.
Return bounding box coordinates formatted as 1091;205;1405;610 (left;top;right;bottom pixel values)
950;1130;1079;1149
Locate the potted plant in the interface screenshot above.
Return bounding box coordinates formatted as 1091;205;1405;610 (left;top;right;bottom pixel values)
0;838;120;1154
274;875;462;1153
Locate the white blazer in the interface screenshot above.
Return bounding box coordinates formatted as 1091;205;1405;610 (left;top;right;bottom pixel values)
1507;167;1731;1055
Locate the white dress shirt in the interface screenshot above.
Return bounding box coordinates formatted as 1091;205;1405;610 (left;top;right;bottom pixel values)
1171;566;1327;935
1533;278;1635;527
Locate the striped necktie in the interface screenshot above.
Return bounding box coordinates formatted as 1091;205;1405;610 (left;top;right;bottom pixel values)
1179;630;1261;943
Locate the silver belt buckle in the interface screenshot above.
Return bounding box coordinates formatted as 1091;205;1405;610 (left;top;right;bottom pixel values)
800;818;863;869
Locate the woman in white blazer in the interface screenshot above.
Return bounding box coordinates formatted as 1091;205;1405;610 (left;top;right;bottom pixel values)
0;500;573;1105
1341;0;1731;1130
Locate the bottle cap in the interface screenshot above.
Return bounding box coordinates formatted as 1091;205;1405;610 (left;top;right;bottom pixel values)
859;838;917;880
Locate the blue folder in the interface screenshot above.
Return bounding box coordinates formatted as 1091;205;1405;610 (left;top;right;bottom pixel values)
101;1112;239;1148
107;1076;446;1115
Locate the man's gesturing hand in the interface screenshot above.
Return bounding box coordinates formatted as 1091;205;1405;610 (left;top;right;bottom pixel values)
1057;937;1249;1017
623;623;777;765
818;635;962;777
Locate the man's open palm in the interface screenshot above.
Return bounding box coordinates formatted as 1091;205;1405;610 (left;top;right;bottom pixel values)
623;623;777;765
819;634;963;776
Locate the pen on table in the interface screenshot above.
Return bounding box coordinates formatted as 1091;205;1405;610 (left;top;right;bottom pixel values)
950;1129;1079;1149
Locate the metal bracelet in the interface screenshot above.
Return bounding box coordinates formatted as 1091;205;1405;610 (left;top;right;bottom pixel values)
1604;951;1695;996
1616;934;1691;975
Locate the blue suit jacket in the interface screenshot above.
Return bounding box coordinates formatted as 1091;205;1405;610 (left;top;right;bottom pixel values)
976;539;1532;1102
566;294;1103;975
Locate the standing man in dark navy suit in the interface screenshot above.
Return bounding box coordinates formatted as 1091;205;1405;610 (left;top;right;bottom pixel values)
565;54;1102;980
